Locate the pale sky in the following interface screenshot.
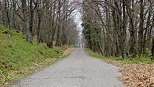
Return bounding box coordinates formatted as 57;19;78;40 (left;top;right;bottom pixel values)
70;0;83;35
70;0;84;47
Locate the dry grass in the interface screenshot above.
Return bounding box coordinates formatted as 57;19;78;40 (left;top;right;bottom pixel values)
45;58;56;63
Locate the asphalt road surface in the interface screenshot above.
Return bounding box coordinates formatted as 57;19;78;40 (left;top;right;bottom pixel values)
12;49;124;87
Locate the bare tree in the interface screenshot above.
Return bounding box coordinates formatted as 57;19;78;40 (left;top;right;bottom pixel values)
82;0;154;59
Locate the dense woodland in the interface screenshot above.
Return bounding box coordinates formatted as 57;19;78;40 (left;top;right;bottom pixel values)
0;0;79;48
0;0;154;59
82;0;154;59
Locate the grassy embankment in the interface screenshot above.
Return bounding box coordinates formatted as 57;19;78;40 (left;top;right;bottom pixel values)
0;25;69;85
86;48;153;64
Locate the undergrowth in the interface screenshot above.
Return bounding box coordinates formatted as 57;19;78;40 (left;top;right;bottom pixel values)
86;49;153;64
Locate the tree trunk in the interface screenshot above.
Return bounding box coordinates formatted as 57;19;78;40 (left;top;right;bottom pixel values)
22;0;32;42
138;0;144;55
151;36;154;60
29;0;34;35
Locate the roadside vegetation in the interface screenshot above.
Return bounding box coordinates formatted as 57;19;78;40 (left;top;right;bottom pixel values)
0;25;71;85
86;49;153;64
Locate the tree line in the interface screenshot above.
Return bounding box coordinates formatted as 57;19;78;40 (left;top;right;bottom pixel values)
82;0;154;59
0;0;79;48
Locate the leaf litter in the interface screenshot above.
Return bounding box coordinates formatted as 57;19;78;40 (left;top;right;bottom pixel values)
105;60;154;87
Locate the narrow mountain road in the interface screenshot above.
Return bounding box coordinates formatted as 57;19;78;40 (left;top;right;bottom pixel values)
12;49;123;87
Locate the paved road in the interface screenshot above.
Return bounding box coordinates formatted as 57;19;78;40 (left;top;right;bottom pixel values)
12;49;123;87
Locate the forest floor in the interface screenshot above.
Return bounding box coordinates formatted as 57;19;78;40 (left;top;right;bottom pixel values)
0;25;75;86
87;49;154;87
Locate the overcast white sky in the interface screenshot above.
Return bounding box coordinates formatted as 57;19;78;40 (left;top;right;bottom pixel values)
70;0;83;35
70;0;84;47
74;10;82;33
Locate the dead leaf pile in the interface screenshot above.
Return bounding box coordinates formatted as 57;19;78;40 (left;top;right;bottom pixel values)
119;63;154;87
33;62;43;67
105;60;124;67
104;60;154;87
45;58;56;62
63;48;76;56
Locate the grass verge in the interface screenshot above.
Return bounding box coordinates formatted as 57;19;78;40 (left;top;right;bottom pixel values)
0;25;72;86
86;48;153;64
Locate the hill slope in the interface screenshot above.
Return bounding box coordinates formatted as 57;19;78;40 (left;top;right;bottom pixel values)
0;25;64;85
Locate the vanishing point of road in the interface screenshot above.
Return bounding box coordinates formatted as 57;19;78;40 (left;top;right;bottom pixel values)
12;49;124;87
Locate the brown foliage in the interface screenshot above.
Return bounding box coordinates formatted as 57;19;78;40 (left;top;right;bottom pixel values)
63;48;76;56
105;60;154;87
120;63;154;87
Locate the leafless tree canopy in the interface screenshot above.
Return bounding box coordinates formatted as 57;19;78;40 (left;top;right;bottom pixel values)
82;0;154;59
0;0;154;59
0;0;79;48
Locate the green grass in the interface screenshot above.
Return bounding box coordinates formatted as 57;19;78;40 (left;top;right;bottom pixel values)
0;25;65;85
86;48;153;64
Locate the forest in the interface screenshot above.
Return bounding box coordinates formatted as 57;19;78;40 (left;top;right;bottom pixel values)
1;0;153;59
82;0;154;59
0;0;154;87
0;0;79;48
